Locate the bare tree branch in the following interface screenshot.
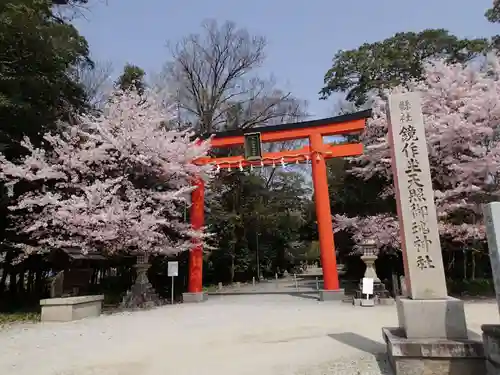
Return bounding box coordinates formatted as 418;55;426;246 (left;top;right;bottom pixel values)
330;96;372;116
51;0;107;23
156;19;305;135
154;19;311;188
72;59;114;108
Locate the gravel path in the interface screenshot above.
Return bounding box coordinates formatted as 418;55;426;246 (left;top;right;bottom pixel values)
0;294;497;375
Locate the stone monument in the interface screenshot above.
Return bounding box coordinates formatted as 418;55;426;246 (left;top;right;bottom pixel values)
481;202;500;374
381;92;484;374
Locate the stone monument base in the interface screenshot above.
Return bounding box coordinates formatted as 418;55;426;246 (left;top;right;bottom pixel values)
382;327;485;375
396;296;468;339
182;291;208;303
318;289;344;301
383;296;485;375
482;324;500;375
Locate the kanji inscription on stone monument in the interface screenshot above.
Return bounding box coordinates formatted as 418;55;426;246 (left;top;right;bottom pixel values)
387;92;447;299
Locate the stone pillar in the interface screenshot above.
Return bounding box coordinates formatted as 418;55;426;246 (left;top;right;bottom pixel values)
382;92;484;375
482;202;500;374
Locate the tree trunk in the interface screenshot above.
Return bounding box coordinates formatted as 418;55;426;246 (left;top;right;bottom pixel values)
9;270;16;298
35;270;43;296
230;254;235;283
463;249;467;280
0;265;7;293
0;249;13;293
27;269;34;294
18;267;25;295
91;268;98;285
448;251;455;274
471;251;476;280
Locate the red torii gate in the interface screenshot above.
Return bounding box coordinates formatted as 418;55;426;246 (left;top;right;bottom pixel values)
183;110;371;302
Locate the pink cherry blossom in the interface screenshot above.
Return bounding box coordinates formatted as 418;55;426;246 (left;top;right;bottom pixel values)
0;89;215;258
336;54;500;251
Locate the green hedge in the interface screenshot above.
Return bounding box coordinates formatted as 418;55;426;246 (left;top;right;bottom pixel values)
446;278;495;297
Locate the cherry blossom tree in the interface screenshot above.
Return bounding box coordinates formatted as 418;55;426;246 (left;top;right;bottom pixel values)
335;54;500;252
0;88;214;259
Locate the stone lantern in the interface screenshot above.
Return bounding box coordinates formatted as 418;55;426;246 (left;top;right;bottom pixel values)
352;239;392;306
135;253;150;286
121;252;162;309
359;239;380;283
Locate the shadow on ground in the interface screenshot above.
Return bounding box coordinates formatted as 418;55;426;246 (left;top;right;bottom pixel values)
328;332;393;374
286;293;319;301
207;290;321;301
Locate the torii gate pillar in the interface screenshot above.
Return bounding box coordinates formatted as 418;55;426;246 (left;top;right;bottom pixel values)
310;133;341;297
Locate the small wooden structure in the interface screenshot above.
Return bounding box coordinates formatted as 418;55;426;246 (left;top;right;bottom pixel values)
49;248;107;298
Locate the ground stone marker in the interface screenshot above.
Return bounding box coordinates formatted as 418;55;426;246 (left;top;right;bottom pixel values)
382;92;484;375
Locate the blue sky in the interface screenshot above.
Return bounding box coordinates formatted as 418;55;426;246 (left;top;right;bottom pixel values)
74;0;498;119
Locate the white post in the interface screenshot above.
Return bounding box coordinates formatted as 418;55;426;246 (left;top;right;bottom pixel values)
316;277;319;290
171;276;174;305
167;261;179;305
294;274;298;291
